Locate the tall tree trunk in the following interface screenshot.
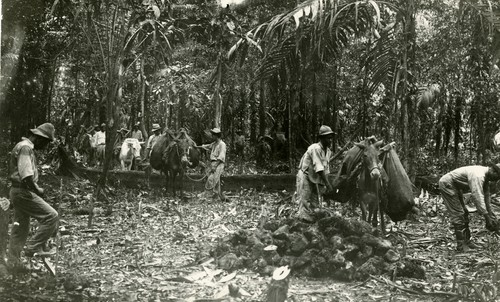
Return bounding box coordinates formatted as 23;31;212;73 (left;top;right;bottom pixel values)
139;57;148;138
91;57;124;227
250;88;257;145
259;81;266;137
401;0;417;176
311;71;318;137
454;96;462;163
214;47;224;128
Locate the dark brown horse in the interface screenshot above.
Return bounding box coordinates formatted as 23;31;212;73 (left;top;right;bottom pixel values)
150;130;200;198
355;137;386;230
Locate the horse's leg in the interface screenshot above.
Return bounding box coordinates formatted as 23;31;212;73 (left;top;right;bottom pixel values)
380;203;386;234
372;199;379;228
360;195;367;222
172;170;177;198
164;168;170;195
179;170;185;201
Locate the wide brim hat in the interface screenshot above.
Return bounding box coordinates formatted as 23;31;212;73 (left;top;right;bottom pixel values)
152;124;161;131
318;125;335;136
100;123;106;127
210;127;221;134
30;123;55;141
86;126;95;133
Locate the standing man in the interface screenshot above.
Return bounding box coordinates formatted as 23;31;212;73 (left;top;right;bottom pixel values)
94;123;107;166
131;122;144;158
234;130;245;174
144;123;162;160
296;125;335;222
7;123;59;270
87;126;97;166
131;122;144;142
197;128;227;201
439;165;500;252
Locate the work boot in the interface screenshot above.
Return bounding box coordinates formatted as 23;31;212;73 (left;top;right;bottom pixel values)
453;224;470;252
464;227;480;249
24;244;56;257
6;253;29;274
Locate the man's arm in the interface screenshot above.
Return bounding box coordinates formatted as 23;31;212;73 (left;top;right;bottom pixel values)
484;183;494;215
469;175;488;215
22;176;44;196
318;170;333;192
310;146;333;191
199;143;211;151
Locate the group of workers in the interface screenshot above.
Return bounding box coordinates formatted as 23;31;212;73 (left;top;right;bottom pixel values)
79;122;160;166
295;125;500;252
1;122;500;277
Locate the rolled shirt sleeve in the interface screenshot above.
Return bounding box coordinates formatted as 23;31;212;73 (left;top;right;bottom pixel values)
17;146;35;181
310;147;326;173
216;142;226;163
468;174;488;215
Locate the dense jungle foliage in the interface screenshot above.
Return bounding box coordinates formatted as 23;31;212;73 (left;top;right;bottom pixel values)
1;0;500;177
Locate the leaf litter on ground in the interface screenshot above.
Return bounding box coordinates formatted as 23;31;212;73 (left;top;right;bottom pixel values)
2;180;500;301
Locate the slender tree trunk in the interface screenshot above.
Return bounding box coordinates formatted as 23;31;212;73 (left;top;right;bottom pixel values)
454;96;462;163
259;81;266;137
214;46;224;128
250;88;257;145
311;71;318;137
91;56;124;227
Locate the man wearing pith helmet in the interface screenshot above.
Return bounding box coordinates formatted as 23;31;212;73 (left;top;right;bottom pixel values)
296;125;335;222
7;123;59;271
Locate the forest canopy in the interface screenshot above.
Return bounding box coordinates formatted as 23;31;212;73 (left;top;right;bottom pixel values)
1;0;500;177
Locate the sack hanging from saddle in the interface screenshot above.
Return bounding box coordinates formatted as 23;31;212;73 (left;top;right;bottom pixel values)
330;145;364;203
381;145;414;222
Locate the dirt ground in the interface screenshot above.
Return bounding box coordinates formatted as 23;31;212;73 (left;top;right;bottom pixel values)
1;176;499;302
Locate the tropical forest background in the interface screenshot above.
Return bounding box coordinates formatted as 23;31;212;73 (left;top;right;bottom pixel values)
1;0;500;178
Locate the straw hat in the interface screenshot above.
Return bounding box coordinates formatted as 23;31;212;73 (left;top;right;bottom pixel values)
152;124;161;131
30;123;55;141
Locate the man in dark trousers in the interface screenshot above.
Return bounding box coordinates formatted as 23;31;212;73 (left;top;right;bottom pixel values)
439;164;500;252
7;123;59;271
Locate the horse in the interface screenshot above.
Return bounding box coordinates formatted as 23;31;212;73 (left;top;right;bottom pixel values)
354;136;387;230
119;138;142;170
150;130;200;198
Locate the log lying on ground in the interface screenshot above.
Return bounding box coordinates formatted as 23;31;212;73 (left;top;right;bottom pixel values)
212;211;425;281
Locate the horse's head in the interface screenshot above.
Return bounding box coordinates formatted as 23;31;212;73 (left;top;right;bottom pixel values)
174;129;200;169
355;137;384;180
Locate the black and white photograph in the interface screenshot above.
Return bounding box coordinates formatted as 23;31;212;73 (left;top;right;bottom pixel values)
1;0;500;301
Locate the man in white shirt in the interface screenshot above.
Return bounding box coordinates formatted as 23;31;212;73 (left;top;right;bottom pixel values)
197;128;227;201
439;165;500;251
145;123;162;160
94;123;106;166
296;125;335;221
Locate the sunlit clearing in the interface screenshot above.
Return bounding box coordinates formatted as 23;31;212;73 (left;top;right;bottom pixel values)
219;0;246;7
